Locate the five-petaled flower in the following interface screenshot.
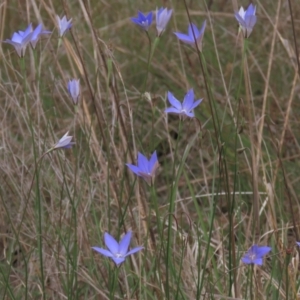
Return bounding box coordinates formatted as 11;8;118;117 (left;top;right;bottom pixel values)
67;79;80;105
92;231;143;266
54;132;75;149
56;15;72;37
174;21;207;51
156;7;173;36
234;4;257;38
126;151;159;185
241;245;271;265
4;24;34;57
30;24;51;48
165;89;202;118
131;11;153;31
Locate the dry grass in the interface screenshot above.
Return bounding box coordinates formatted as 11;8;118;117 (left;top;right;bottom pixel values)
0;0;300;299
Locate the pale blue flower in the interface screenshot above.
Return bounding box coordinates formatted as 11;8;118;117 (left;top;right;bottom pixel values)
165;89;202;118
92;231;143;266
30;24;51;48
54;132;75;149
67;79;80;105
126;151;159;185
174;21;206;50
131;11;153;31
241;245;271;265
234;4;257;38
4;24;33;57
156;7;172;36
56;15;72;37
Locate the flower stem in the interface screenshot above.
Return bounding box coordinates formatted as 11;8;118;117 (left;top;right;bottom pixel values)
21;57;45;299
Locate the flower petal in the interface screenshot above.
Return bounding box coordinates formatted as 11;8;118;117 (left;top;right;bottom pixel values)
111;256;126;266
188;23;200;39
182;89;194;111
125;246;144;257
256;246;271;257
149;151;158;173
198;20;207;38
92;247;114;258
126;163;142;176
104;232;119;255
245;4;256;16
137;152;150;173
253;258;263;265
189;98;203;111
119;231;132;256
167;91;182;110
174;32;194;44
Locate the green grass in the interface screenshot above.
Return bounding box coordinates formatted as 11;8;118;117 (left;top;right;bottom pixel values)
0;0;300;299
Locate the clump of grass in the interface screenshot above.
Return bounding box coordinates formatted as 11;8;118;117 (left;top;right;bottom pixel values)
0;0;300;299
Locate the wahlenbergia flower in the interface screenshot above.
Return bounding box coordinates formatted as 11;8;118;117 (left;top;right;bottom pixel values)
4;24;33;57
131;11;153;31
54;132;75;149
92;231;143;266
165;89;202;118
234;4;257;38
30;24;51;48
174;21;206;50
156;7;172;36
126;151;159;185
56;15;72;37
67;79;80;105
241;245;271;265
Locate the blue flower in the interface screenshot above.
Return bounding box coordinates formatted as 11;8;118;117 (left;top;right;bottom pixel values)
165;89;202;118
30;24;51;48
56;15;72;37
234;4;257;38
67;79;80;105
131;11;153;31
92;231;143;266
156;7;172;36
54;132;75;149
126;151;159;185
241;245;271;265
174;21;206;50
296;242;300;247
4;24;33;57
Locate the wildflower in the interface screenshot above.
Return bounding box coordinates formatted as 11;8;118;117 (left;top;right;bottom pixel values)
67;79;80;105
174;21;206;50
53;132;75;149
165;89;202;118
30;24;51;48
156;7;172;36
92;231;143;266
126;151;159;185
234;4;257;38
241;245;271;265
56;15;72;37
296;242;300;247
4;24;33;57
131;11;153;31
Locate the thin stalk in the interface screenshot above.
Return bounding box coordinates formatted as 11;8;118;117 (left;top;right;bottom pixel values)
21;57;45;299
249;265;253;300
166;119;183;299
242;39;260;239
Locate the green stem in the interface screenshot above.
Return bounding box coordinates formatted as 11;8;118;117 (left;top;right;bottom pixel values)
109;266;120;299
21;57;45;299
139;36;160;147
166;119;183;298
